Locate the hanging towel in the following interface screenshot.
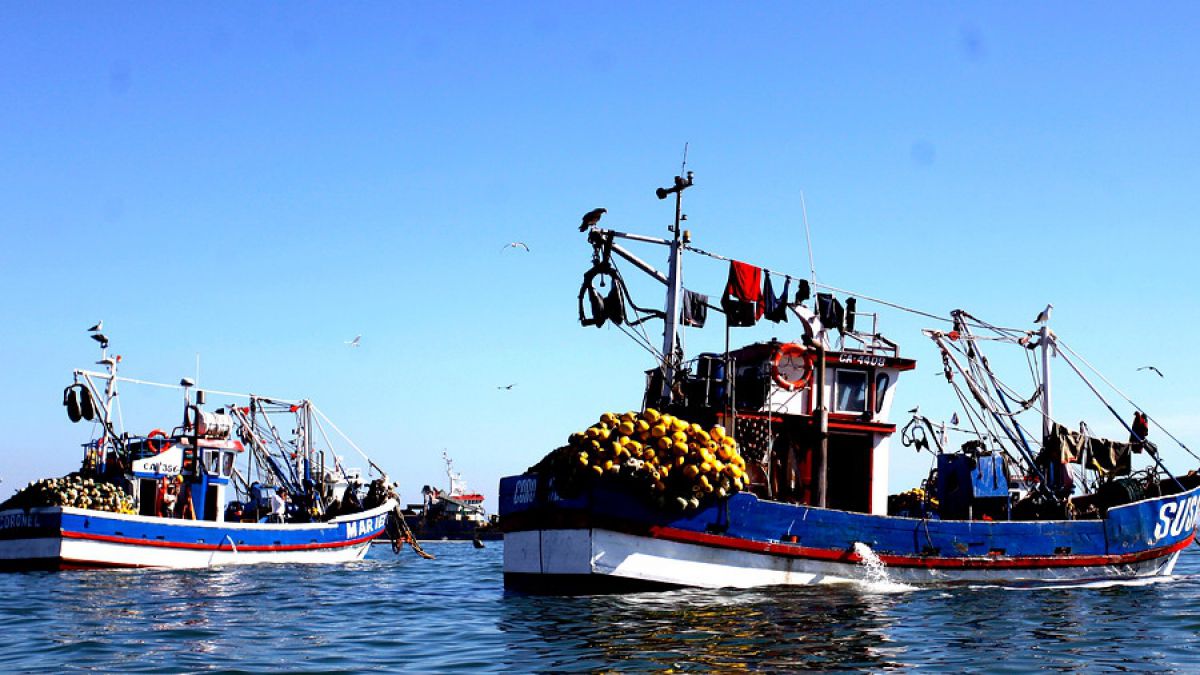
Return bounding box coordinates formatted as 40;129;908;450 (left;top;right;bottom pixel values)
763;273;790;324
682;289;708;328
795;279;811;304
815;293;845;332
721;260;763;327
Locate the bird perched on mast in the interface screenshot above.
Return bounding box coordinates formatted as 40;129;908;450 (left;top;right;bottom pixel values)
1034;303;1053;324
87;320;103;332
579;208;606;232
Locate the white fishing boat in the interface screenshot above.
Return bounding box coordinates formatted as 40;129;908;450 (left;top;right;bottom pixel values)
499;171;1200;592
0;333;413;570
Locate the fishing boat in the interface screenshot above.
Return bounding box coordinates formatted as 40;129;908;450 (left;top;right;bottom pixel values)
498;172;1200;592
399;452;501;542
0;335;407;570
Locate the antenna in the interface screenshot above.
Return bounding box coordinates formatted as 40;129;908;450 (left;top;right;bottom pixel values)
801;191;816;287
679;142;689;176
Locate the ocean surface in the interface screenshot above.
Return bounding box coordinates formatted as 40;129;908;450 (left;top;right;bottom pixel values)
5;542;1200;673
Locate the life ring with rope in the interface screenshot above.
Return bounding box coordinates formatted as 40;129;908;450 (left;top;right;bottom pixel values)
771;343;815;391
145;428;170;455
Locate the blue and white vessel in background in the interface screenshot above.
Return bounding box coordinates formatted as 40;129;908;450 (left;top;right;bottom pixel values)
499;172;1200;592
0;334;400;570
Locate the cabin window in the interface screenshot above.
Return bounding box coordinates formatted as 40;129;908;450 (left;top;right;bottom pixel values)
875;372;892;413
835;370;868;413
207;450;221;474
222;452;235;477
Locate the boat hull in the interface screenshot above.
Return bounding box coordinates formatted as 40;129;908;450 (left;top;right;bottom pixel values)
499;475;1200;592
0;501;395;571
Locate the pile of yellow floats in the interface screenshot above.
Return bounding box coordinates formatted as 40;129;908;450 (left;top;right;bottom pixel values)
538;409;748;511
0;475;136;514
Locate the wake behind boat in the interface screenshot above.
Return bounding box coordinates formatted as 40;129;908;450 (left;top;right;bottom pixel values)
499;172;1200;592
0;335;414;570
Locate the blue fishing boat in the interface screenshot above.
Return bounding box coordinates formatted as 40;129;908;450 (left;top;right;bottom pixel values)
0;334;408;570
499;172;1200;592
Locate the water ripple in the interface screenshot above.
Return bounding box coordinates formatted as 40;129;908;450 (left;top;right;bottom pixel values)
3;543;1200;671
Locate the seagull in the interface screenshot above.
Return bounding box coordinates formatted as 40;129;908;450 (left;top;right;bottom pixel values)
87;320;103;332
1034;303;1053;324
1138;366;1164;378
579;208;607;232
345;335;361;348
501;242;530;252
907;406;920;415
497;383;516;390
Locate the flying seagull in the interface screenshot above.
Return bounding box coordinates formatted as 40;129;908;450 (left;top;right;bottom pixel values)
579;208;607;232
345;335;361;348
1138;365;1164;378
1034;303;1053;324
87;320;103;332
502;242;530;252
497;383;516;390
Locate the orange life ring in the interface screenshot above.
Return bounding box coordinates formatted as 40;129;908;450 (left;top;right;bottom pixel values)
771;343;814;391
146;428;170;454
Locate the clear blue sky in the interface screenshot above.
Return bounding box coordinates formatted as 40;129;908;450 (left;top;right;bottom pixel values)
3;3;1199;508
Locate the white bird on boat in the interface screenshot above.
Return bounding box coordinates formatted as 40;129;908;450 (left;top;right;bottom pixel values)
502;242;530;252
345;335;361;348
1034;303;1053;324
87;320;102;332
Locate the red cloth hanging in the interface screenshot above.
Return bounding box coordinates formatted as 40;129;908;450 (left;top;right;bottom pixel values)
721;260;763;326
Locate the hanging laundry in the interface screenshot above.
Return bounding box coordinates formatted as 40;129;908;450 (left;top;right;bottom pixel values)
721;260;763;327
762;273;790;324
681;289;708;328
1040;423;1086;464
795;279;811;304
815;293;845;332
1088;437;1132;476
845;297;857;332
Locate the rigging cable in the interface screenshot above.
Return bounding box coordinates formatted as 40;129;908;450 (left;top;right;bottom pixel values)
1056;339;1200;463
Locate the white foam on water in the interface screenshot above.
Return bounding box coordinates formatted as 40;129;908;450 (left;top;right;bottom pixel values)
988;574;1184;592
852;542;917;593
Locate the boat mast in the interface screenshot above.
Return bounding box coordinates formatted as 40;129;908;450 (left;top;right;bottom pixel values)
656;171;694;400
1040;323;1053;440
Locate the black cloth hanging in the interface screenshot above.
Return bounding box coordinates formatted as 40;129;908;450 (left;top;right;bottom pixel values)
795;279;811;304
762;273;790;324
844;297;857;333
815;293;845;332
682;289;708;328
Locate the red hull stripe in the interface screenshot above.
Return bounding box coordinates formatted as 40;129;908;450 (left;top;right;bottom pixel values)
647;525;1194;570
61;529;380;552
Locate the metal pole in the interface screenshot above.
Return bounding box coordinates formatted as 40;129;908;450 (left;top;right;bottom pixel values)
815;345;828;508
657;173;692;401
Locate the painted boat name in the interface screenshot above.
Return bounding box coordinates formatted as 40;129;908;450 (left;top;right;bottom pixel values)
1154;494;1200;541
0;514;41;530
345;514;388;538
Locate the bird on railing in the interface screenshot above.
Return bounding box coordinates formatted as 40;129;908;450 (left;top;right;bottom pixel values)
579;208;606;232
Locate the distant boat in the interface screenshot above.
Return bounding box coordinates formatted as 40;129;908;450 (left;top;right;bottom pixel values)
498;172;1200;592
399;452;501;542
0;337;406;570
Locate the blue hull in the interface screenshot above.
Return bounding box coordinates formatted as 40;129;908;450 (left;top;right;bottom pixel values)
499;474;1200;590
0;502;395;570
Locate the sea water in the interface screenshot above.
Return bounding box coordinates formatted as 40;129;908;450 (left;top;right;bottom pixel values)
4;543;1200;672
